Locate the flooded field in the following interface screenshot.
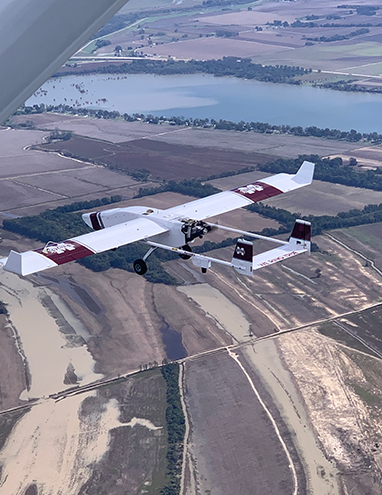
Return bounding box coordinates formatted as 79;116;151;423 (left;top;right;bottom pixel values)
178;283;250;343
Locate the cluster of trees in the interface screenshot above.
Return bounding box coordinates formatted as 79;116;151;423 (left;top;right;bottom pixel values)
47;128;72;142
55;57;310;85
137;179;220;199
337;5;380;16
160;363;186;495
306;28;369;42
290;20;380;28
94;39;111;51
318;79;382;95
259;155;382;191
202;0;249;6
215;30;239;37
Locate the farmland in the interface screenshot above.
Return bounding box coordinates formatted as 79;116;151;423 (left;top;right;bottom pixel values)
68;0;382;89
3;113;382;494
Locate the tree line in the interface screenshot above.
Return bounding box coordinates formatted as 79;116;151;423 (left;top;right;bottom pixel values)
55;57;310;85
16;104;382;145
160;363;186;495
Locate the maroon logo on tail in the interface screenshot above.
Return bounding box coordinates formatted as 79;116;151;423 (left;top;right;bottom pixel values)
233;240;253;262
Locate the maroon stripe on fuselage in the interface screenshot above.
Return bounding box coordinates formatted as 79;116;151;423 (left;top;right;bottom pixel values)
35;240;95;265
90;212;102;231
232;181;282;202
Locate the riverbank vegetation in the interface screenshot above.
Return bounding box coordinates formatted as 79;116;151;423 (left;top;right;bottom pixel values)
55;58;310;85
15;104;382;145
160;363;185;495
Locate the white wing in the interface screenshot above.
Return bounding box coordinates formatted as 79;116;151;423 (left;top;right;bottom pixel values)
162;161;315;221
0;217;167;276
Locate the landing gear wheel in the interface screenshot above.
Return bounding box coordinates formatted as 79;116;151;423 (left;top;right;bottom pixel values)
179;245;192;260
133;259;147;275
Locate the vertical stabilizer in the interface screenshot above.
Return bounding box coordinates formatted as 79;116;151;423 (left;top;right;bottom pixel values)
231;239;253;276
289;219;311;253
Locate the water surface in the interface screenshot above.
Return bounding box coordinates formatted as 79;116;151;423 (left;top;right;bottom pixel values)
26;73;382;134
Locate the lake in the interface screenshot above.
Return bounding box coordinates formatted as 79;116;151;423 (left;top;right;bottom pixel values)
26;73;382;134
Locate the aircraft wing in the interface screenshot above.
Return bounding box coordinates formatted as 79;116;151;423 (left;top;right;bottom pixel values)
163;161;314;221
0;0;130;124
0;217;167;276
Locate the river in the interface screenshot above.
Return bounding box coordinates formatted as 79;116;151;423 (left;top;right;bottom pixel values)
26;73;382;134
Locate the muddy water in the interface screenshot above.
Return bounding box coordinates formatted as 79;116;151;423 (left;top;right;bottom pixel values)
0;395;124;495
0;271;135;494
178;283;250;343
0;271;102;399
243;340;341;495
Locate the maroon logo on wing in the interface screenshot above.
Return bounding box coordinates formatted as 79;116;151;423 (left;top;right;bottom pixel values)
35;240;94;265
233;181;282;202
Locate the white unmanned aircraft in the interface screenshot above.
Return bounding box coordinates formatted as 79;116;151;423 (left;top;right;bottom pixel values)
0;161;314;277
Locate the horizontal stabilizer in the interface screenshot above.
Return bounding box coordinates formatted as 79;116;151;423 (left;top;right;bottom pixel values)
253;219;311;270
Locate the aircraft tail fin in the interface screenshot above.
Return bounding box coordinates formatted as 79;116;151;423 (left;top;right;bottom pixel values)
288;219;311;254
293;160;315;185
231;238;254;276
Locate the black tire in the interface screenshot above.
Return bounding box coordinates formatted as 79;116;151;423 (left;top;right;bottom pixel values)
179;245;192;260
133;259;147;275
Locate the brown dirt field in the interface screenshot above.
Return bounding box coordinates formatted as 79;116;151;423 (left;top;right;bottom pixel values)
14;114;366;159
36;135;276;181
144;36;294;59
0;314;27;410
183;351;299;495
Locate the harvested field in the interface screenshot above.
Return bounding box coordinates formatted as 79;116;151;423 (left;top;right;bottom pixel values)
13;114;366;158
0;127;146;217
183;351;300;495
328;223;382;276
278;328;382;494
144;36;294;59
36;135;276;181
